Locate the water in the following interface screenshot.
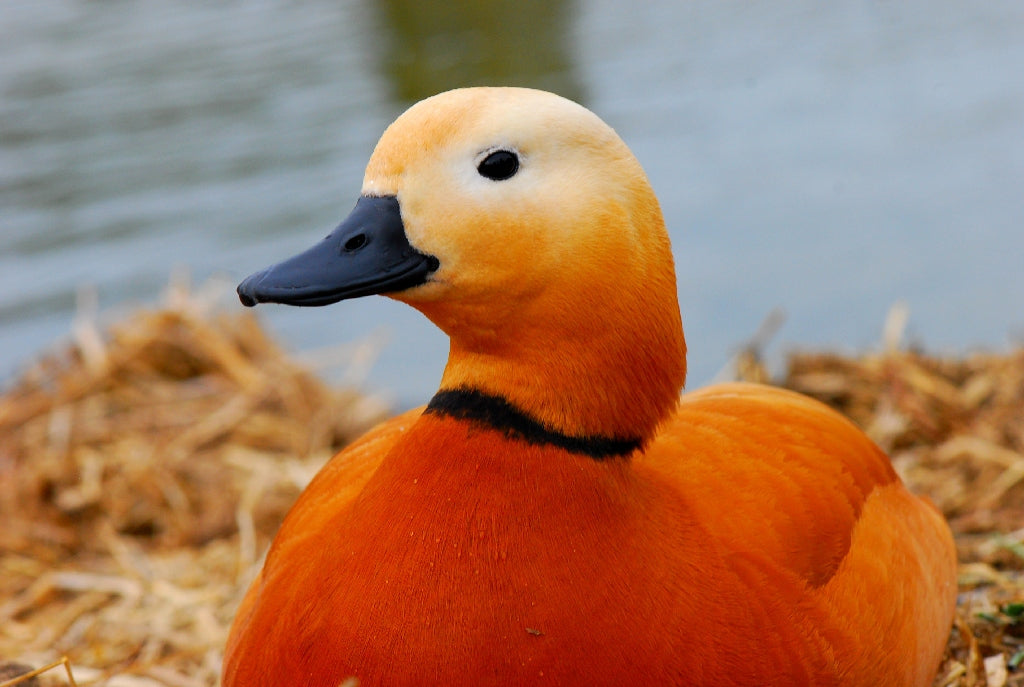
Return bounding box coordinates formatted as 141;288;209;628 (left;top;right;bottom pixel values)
3;0;1023;408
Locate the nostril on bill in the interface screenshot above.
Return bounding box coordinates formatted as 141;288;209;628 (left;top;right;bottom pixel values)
344;234;367;252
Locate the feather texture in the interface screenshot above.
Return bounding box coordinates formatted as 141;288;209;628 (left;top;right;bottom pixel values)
224;88;956;687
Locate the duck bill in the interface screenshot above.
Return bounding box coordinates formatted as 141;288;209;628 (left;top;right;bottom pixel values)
237;195;438;307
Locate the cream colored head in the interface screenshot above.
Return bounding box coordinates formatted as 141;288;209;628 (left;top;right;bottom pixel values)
361;88;686;442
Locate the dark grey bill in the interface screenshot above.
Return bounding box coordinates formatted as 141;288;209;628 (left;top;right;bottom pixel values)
237;195;439;307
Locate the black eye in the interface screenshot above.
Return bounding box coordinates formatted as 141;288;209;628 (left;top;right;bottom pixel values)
477;150;519;181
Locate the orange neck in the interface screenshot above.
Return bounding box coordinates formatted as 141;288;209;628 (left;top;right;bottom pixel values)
399;172;687;448
427;274;686;448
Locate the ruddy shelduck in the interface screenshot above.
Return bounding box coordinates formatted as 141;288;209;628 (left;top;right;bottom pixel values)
226;87;957;686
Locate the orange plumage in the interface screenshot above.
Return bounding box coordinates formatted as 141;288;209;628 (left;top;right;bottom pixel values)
225;87;956;686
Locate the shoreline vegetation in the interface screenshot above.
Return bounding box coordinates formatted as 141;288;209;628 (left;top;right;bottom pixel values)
1;279;1021;686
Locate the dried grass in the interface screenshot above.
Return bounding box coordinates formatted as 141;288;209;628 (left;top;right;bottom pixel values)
0;278;387;686
1;290;1021;686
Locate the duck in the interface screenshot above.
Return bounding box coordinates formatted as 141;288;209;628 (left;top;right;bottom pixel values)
224;87;957;687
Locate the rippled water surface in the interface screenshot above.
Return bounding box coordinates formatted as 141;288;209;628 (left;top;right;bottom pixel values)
3;1;1023;406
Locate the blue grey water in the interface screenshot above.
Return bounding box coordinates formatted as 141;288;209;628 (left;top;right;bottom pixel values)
2;1;1023;408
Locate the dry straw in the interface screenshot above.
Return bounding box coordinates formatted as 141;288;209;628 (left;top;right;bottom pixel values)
0;277;386;686
1;287;1021;686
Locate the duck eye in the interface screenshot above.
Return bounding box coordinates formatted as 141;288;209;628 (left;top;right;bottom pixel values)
477;150;519;181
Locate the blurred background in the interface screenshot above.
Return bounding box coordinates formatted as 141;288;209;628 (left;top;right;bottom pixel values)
2;0;1022;408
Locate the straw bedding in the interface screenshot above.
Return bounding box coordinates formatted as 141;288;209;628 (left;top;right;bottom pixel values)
1;285;1020;686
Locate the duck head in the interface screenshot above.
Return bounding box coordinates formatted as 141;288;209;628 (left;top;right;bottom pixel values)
238;87;686;447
